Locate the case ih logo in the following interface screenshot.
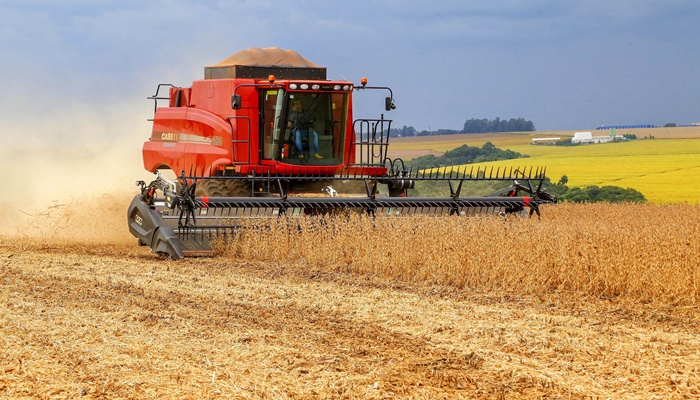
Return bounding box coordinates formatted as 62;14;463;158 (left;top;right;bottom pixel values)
160;132;179;141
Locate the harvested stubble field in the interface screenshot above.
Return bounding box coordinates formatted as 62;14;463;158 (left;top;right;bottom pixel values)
1;199;700;399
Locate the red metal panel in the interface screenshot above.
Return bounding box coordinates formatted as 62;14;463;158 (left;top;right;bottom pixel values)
143;106;233;174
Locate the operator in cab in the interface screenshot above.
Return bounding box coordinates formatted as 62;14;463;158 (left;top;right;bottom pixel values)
287;99;323;159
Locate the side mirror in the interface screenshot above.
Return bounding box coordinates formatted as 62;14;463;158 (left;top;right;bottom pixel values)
385;96;396;111
231;94;241;109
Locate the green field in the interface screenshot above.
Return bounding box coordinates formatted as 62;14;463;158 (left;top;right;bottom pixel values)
388;130;700;204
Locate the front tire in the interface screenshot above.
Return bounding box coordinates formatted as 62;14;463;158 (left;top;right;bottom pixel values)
195;179;252;197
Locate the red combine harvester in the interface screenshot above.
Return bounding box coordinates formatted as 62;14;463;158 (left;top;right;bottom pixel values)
127;47;556;259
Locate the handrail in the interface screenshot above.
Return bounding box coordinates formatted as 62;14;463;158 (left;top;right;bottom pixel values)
147;84;176;115
351;117;392;167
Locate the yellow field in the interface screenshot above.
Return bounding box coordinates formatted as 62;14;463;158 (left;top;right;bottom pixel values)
387;127;700;204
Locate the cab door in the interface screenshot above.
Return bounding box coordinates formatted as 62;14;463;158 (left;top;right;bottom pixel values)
260;89;285;160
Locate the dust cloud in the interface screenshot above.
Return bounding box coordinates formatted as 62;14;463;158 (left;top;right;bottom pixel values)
0;101;156;245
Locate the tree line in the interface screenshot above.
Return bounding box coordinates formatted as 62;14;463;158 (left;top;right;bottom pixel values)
545;176;646;203
462;117;535;133
390;117;535;138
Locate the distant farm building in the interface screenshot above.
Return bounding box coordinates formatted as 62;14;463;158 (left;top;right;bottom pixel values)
571;131;623;144
530;137;561;145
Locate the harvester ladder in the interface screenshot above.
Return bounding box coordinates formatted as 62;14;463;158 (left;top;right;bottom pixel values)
228;116;252;167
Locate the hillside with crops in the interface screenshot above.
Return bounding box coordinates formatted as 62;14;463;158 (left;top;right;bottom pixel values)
387;126;700;204
1;191;699;398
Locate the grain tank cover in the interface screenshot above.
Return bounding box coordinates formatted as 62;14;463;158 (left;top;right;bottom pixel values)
204;47;327;80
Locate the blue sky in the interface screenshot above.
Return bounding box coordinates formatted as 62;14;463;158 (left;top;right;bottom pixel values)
1;0;699;143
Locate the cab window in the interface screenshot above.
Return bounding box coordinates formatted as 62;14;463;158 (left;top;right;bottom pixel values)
278;91;348;165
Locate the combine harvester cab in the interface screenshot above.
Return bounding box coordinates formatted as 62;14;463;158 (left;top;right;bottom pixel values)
127;47;557;259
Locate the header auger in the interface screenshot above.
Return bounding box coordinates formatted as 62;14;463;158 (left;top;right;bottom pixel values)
126;47;556;259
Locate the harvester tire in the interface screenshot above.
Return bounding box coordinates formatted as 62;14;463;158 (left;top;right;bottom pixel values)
224;179;253;197
195;180;228;197
195;179;251;197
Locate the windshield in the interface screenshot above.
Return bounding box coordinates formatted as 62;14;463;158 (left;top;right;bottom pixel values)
261;91;348;165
